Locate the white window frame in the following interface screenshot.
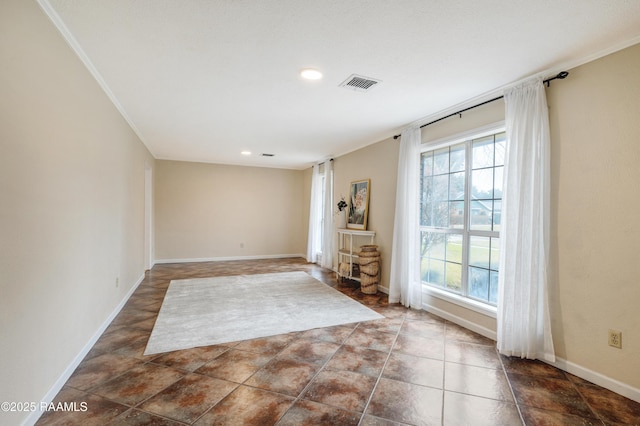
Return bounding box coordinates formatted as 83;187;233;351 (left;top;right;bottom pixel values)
419;122;505;316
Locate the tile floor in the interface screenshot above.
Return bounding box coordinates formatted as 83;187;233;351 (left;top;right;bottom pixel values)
37;258;640;425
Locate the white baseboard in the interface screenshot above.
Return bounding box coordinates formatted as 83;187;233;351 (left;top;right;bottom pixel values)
548;357;640;403
421;303;639;403
421;302;497;341
422;302;639;404
23;272;146;426
153;253;306;264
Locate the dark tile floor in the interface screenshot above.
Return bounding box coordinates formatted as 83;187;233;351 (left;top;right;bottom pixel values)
37;258;640;425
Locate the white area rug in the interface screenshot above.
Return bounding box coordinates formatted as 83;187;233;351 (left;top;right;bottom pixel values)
144;271;384;355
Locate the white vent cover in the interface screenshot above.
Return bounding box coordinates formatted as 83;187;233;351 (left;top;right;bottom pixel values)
339;74;381;92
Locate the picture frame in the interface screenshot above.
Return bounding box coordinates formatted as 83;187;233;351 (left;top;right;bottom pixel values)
347;178;370;230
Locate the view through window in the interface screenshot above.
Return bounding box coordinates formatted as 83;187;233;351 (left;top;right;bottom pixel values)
420;130;504;305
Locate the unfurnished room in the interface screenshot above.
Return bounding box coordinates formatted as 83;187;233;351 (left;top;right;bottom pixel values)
2;1;640;425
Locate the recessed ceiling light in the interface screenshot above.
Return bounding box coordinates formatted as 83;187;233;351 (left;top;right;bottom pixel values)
241;150;251;156
300;68;323;80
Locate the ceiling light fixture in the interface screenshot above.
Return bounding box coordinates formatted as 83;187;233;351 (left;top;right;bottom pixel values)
300;68;323;80
241;150;251;156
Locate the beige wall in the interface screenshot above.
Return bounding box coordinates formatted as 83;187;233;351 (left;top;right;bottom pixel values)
547;43;640;392
333;138;400;290
0;1;154;424
154;160;308;261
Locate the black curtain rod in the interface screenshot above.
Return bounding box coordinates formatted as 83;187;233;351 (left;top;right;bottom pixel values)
316;158;334;166
393;71;569;140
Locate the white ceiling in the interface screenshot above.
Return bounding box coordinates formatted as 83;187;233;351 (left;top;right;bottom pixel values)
41;0;640;170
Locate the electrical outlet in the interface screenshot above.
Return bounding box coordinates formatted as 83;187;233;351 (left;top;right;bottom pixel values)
608;329;622;349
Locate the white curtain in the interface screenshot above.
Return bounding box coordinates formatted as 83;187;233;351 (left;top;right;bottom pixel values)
320;160;334;269
389;126;422;309
497;78;555;362
306;165;321;263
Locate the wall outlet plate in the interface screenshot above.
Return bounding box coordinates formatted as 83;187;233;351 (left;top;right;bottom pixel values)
608;329;622;349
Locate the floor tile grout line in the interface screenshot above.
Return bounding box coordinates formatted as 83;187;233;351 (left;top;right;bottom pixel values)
501;360;613;425
441;321;448;426
273;321;363;425
71;371;190;424
497;349;528;426
357;311;407;426
197;329;322;425
570;376;608;425
189;383;242;426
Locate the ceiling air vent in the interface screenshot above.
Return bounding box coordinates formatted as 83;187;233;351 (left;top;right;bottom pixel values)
339;74;381;92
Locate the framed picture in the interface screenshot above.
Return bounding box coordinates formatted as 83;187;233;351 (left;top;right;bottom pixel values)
347;179;370;230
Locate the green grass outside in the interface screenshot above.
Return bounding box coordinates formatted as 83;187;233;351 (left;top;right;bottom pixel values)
421;238;499;291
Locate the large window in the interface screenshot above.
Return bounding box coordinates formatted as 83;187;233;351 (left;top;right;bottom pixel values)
420;129;504;305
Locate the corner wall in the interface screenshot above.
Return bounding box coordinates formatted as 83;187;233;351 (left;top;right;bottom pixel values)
0;1;154;424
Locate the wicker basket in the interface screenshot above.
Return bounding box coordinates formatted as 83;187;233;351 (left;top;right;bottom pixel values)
358;245;380;294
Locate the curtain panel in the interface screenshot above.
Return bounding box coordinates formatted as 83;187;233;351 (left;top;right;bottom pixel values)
306;165;321;263
389;126;422;309
306;161;334;269
320;160;334;270
497;78;555;362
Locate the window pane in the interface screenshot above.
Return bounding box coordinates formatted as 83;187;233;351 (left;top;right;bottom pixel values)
434;148;449;175
492;200;501;231
432;175;448;201
469;236;490;268
495;133;506;166
494;166;503;199
446;234;463;263
489;270;499;304
450;143;465;172
424;204;438;227
449;201;464;228
446;262;462;293
421;152;433;176
425;259;445;287
470;200;492;231
422;231;445;260
472;136;494;169
434;201;449;227
469;266;489;301
421;231;445;288
449;172;465;200
490;237;500;271
471;168;494;199
421;176;432;226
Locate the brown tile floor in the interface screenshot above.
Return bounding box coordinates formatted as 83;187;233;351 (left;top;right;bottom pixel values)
37;258;640;425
